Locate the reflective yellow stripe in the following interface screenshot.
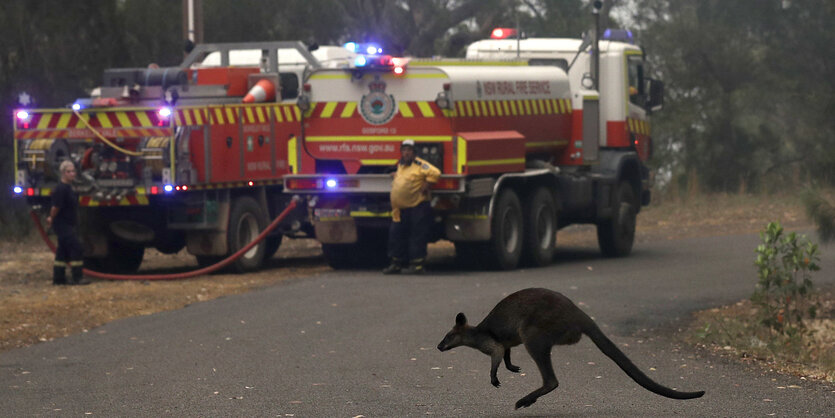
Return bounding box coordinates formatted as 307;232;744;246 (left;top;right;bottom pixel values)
96;113;113;128
54;261;67;267
321;102;338;118
255;106;266;123
293;107;301;120
283;106;294;122
37;114;53;130
114;111;131;127
417;101;434;117
448;213;489;219
526;140;569;148
225;108;236;123
274;106;284;122
350;211;392;217
398;102;414;118
69;261;83;267
457;136;467;174
56;113;72;128
341;102;357;118
467;158;525;167
288;136;298;174
360;159;398;165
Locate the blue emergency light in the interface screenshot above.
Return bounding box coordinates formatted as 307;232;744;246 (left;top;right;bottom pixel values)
344;42;382;55
603;29;634;44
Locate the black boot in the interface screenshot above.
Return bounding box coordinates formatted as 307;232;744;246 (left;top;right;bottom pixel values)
53;266;67;285
402;259;426;275
70;266;91;285
382;258;404;275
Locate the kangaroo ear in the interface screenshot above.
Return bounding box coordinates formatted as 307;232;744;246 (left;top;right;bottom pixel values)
455;312;467;326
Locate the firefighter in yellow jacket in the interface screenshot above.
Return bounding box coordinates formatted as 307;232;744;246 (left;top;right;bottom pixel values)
383;139;440;274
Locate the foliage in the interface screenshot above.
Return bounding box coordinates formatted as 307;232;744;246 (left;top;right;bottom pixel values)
634;0;835;193
752;221;821;337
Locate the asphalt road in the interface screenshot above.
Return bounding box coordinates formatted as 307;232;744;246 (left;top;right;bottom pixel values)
2;232;834;417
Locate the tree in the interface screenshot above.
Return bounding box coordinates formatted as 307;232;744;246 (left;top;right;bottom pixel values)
633;0;835;193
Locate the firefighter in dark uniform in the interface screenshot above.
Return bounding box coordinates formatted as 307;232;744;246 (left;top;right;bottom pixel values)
46;160;90;285
383;139;440;275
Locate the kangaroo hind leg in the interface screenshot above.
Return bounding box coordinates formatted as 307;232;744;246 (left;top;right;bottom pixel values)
515;336;559;409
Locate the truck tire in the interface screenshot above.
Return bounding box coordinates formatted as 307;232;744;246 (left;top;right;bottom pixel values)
321;244;354;269
521;187;556;267
85;240;144;274
486;189;523;270
597;181;637;257
227;196;267;272
153;230;186;254
263;236;282;260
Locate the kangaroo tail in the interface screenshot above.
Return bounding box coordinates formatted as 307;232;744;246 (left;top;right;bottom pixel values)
583;322;704;400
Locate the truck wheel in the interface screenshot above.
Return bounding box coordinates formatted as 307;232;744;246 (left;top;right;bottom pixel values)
227;196;267;272
597;181;637;257
486;189;523;270
263;236;282;260
85;241;144;274
153;230;186;254
195;255;223;270
321;244;354;269
521;187;556;267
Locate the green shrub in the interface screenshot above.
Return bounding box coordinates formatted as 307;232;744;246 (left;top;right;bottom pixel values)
752;221;821;337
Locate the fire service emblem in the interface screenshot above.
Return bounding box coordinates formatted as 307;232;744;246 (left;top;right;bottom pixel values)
359;75;396;125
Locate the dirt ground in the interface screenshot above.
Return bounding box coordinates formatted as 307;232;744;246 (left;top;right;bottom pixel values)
1;192;832;380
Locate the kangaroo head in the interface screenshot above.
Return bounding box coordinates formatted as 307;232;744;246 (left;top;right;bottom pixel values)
437;312;474;351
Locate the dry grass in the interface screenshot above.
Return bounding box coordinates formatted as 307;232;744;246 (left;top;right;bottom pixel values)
684;290;835;382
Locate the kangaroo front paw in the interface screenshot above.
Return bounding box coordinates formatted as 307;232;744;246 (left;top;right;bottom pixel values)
515;395;536;409
507;364;521;373
491;377;501;388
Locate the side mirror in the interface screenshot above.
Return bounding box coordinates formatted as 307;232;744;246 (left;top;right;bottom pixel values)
646;78;664;113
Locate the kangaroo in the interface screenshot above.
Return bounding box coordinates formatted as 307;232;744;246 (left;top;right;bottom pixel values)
437;288;705;409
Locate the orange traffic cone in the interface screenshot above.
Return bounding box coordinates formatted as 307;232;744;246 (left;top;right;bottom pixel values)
242;79;276;103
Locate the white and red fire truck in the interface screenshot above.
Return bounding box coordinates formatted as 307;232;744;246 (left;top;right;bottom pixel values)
12;42;355;273
12;18;662;273
283;28;663;269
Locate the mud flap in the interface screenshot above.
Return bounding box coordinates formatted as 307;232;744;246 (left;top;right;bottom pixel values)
314;217;358;244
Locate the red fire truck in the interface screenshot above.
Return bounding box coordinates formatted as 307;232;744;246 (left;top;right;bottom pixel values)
283;29;663;269
12;42;352;273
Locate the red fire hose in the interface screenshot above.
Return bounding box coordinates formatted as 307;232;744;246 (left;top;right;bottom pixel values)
30;198;299;281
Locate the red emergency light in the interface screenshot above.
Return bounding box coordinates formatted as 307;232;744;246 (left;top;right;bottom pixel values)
286;178;322;190
431;178;461;190
491;28;518;39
